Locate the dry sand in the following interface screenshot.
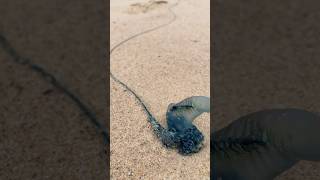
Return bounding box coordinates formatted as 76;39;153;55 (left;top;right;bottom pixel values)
110;0;210;179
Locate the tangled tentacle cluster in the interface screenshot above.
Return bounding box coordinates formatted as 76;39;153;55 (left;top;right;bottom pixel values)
177;125;204;155
212;136;268;158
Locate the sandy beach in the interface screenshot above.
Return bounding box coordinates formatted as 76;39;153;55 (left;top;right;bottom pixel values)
213;0;320;179
0;0;108;179
110;0;210;179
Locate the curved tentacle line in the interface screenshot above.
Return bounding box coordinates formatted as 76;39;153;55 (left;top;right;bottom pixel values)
110;0;212;155
110;0;209;155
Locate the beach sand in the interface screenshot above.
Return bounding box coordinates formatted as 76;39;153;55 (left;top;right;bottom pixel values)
213;0;320;179
0;1;108;179
110;0;210;179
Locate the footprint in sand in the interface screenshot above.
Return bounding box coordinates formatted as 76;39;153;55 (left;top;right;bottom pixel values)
126;0;168;14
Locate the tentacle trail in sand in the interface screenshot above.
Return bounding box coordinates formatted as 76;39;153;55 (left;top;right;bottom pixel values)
110;0;181;139
0;34;109;146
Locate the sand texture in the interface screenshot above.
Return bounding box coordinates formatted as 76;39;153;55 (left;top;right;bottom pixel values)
110;0;210;179
213;0;320;179
0;0;108;179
